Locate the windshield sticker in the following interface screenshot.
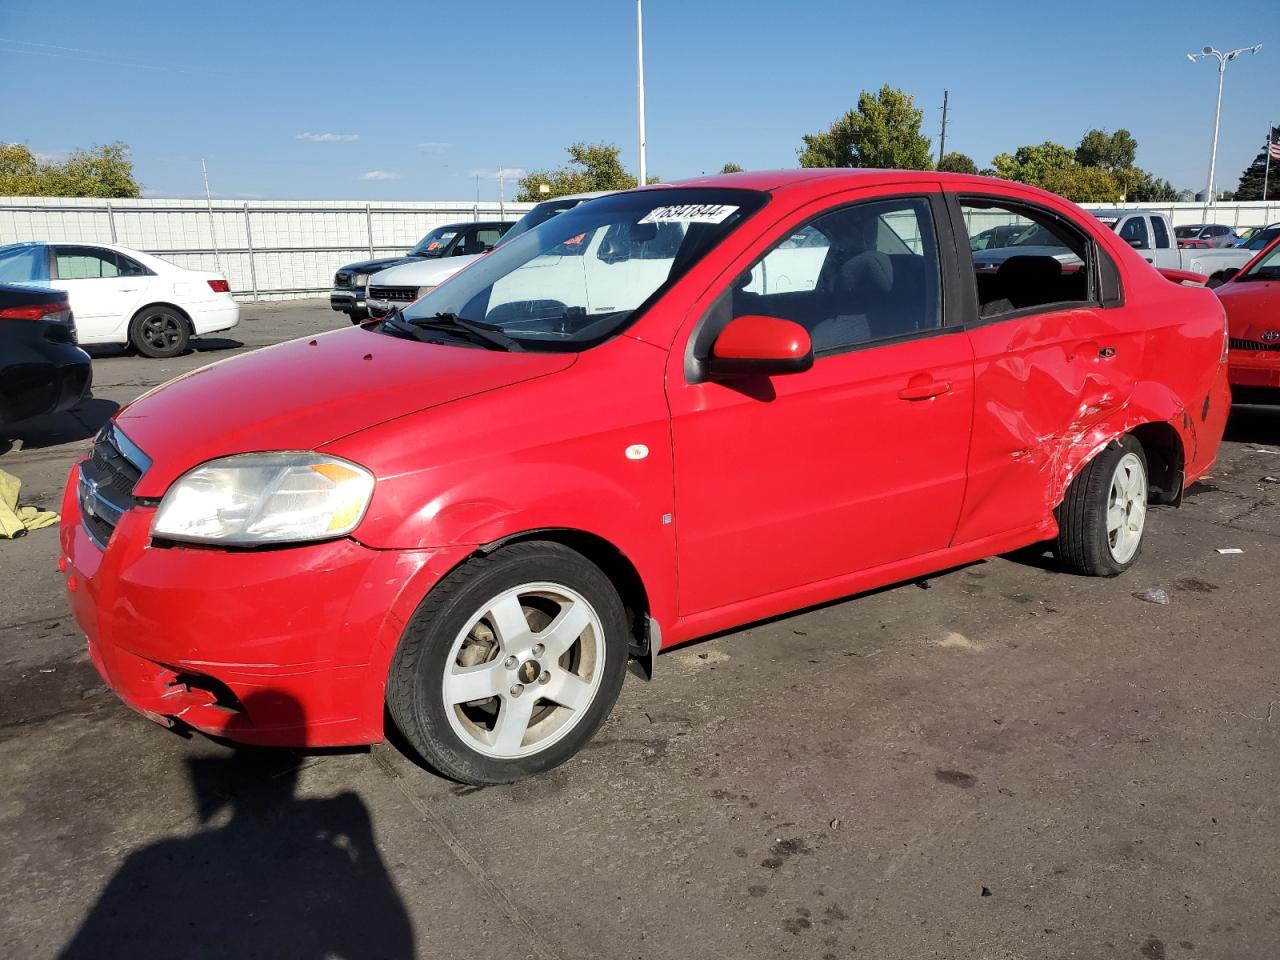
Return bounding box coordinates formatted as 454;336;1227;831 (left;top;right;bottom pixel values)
639;204;739;225
562;232;587;246
426;242;441;251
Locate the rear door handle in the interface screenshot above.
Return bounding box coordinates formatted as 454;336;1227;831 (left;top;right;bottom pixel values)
898;379;952;401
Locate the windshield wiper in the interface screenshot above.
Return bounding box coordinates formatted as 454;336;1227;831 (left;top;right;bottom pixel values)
408;312;525;352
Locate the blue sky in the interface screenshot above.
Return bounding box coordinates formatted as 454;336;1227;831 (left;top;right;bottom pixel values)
1;0;1277;201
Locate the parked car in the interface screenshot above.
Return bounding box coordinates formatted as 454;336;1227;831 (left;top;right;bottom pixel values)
365;192;614;316
0;242;238;358
331;221;514;323
60;170;1230;785
1;283;91;430
1215;235;1280;402
1089;211;1279;283
1175;223;1236;248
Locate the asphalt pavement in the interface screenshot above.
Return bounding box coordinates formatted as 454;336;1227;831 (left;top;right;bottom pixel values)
1;299;1278;960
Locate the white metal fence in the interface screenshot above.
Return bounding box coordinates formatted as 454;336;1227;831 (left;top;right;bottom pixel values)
0;197;534;301
1;197;1275;302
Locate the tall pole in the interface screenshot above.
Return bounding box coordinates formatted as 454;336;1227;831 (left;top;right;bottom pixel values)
1264;123;1274;203
499;165;505;220
636;0;647;186
1205;57;1226;217
201;159;222;277
937;90;949;167
1188;44;1262;218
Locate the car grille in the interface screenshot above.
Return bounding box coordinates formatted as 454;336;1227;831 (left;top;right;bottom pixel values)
78;426;149;548
1229;337;1280;353
368;285;418;303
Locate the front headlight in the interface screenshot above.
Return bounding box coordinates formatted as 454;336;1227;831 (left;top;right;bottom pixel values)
151;452;375;545
353;273;369;288
417;285;437;298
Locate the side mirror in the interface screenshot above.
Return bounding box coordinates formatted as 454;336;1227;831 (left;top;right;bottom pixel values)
1126;238;1145;249
707;314;813;379
1220;267;1240;283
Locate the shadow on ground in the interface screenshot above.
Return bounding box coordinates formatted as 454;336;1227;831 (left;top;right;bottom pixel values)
58;693;414;960
0;398;119;454
1224;403;1280;445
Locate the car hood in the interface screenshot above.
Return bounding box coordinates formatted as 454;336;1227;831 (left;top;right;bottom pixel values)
1216;280;1280;338
370;254;483;287
969;245;1081;266
115;326;576;496
337;255;426;276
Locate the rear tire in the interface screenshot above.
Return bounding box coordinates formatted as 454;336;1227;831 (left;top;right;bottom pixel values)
1055;435;1149;577
129;306;189;358
387;541;630;785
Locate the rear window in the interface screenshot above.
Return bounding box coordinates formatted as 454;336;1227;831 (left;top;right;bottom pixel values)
0;245;45;283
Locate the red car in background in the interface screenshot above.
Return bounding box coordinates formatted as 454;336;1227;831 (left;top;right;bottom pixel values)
59;170;1230;785
1216;235;1280;401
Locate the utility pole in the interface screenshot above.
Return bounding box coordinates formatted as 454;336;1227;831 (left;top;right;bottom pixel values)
499;165;505;220
1187;44;1262;216
937;90;949;167
201;159;222;277
1264;123;1275;203
636;0;647;185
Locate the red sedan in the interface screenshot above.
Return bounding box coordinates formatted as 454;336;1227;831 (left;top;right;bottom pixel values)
59;170;1231;784
1217;235;1280;400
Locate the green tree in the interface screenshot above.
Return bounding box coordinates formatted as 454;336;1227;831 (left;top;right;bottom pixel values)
936;151;977;174
0;141;140;197
990;141;1075;185
1128;171;1181;203
1233;125;1280;201
517;143;645;201
719;162;745;174
798;85;933;170
1075;128;1137;176
1039;165;1122;202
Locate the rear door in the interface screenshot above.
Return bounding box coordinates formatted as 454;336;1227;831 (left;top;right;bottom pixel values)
666;185;975;616
49;246;145;343
947;193;1147;543
1148;215;1180;269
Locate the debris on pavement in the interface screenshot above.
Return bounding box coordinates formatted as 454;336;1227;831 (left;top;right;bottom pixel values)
1262;476;1279;484
1134;587;1171;605
1216;548;1245;555
0;469;59;539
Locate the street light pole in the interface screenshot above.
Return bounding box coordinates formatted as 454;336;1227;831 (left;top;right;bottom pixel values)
1187;44;1262;216
636;0;647;186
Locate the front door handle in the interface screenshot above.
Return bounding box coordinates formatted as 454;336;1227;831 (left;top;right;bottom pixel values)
898;379;952;401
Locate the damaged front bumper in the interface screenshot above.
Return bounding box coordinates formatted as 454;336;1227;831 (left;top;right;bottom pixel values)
58;468;469;747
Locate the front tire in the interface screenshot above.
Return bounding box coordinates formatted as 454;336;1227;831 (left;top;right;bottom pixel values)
387;541;630;785
1055;435;1149;577
129;306;190;358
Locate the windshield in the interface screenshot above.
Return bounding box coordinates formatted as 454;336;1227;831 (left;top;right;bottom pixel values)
1243;226;1280;250
1239;242;1280;281
389;188;766;351
408;226;461;258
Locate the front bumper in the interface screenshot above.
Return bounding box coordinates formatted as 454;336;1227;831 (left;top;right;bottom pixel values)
330;289;367;313
58;469;471;746
1228;349;1280;390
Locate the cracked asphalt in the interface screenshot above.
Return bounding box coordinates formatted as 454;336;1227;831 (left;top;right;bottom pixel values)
1;300;1277;959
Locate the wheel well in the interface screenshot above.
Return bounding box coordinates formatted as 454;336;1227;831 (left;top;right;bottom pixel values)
1129;421;1185;504
479;529;650;653
131;302;193;333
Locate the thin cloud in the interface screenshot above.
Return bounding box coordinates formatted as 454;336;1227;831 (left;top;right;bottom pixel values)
470;167;526;180
417;141;453;154
359;170;401;181
296;132;360;142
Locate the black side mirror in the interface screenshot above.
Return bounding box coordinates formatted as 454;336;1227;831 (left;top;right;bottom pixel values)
1220;267;1240;282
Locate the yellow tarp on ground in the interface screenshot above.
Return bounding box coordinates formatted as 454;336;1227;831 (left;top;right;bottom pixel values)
0;468;59;539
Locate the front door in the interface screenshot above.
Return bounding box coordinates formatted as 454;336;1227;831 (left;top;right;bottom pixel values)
667;188;975;617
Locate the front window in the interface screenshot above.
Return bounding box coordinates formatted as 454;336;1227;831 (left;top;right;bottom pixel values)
1238;243;1280;281
408;226;462;258
1175;225;1203;239
386;188;766;351
0;244;44;283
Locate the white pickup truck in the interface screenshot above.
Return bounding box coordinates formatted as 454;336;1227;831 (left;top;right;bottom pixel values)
1088;209;1279;285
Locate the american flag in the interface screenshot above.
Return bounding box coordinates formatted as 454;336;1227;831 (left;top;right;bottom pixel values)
1270;131;1280;161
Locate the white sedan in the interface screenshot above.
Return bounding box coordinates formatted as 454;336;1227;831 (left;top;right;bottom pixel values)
0;241;239;357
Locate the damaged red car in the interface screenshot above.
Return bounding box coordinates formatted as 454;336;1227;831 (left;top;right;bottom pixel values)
1216;234;1280;402
60;170;1231;784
